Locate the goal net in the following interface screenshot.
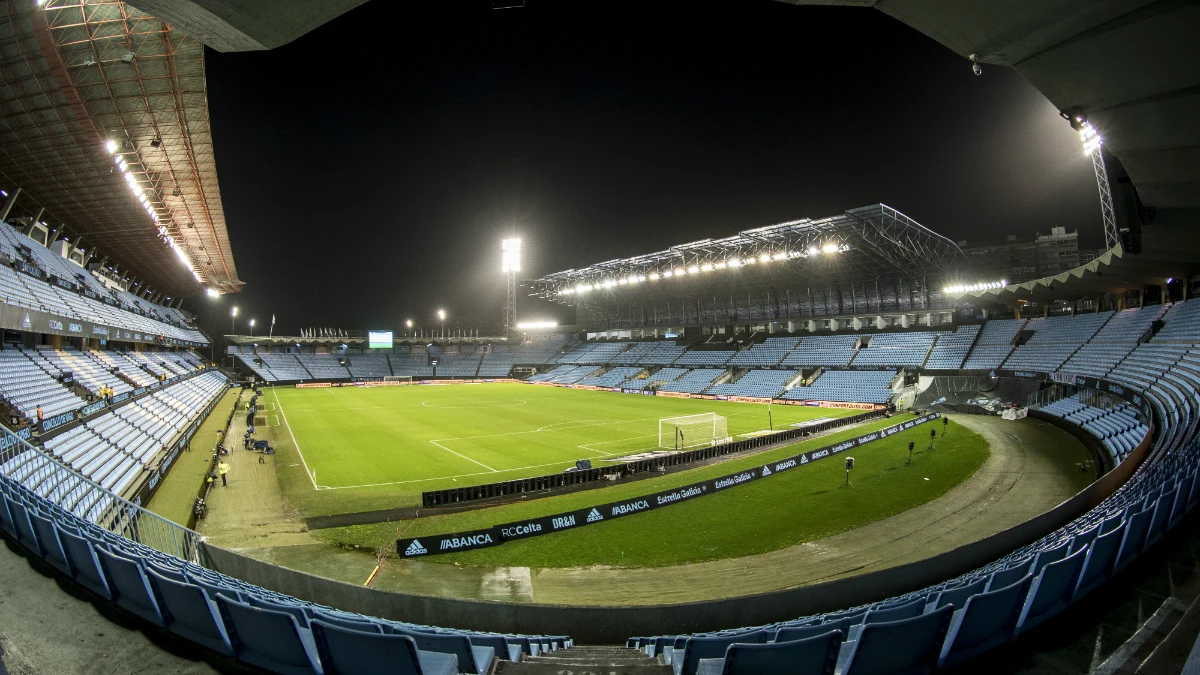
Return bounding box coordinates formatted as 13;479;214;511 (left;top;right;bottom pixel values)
383;375;412;383
658;413;730;450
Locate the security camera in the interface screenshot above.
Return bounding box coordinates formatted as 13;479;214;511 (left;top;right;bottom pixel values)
969;54;982;76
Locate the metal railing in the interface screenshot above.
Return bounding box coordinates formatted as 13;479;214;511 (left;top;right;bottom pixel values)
1;408;208;565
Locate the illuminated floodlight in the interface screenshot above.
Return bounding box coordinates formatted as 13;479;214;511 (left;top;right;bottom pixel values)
688;265;700;274
700;263;713;272
675;267;686;276
231;306;238;318
943;279;1008;294
727;258;740;268
104;139;118;153
759;254;770;263
821;243;840;254
205;288;219;297
604;279;617;287
117;160;127;172
406;319;413;327
516;321;557;329
772;253;787;261
437;309;446;320
744;256;756;265
662;270;673;278
627;275;639;284
714;261;726;269
807;246;819;256
649;272;660;280
501;238;521;272
1079;122;1102;155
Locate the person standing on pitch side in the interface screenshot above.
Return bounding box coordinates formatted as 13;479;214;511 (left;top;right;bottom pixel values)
218;460;230;487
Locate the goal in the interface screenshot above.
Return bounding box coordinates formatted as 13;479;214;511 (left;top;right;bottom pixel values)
658;413;730;450
383;375;412;383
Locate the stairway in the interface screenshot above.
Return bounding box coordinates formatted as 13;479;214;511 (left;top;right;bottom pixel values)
496;646;670;675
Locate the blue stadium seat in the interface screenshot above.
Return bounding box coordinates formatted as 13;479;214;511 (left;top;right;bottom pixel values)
775;618;852;644
95;548;165;626
55;526;112;599
1015;547;1089;634
1113;507;1155;573
28;510;72;575
215;593;323;675
312;609;384;633
925;578;987;612
839;605;953;675
1072;524;1125;601
390;628;496;675
673;630;771;675
986;557;1032;592
936;574;1032;668
847;597;927;641
144;568;234;655
696;630;842;675
5;497;40;554
311;620;458;675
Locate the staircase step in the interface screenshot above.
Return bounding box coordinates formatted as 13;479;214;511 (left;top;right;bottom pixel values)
496;647;671;675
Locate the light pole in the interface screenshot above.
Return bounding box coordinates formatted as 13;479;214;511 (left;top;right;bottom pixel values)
437;310;445;339
249;319;255;337
405;319;413;337
230;306;238;334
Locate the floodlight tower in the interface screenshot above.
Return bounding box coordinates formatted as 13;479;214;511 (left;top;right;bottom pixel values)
502;238;521;333
1072;116;1121;251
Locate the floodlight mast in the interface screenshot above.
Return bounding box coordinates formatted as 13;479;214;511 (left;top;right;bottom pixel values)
1069;115;1121;251
502;238;521;333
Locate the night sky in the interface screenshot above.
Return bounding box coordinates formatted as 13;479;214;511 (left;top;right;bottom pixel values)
185;0;1100;338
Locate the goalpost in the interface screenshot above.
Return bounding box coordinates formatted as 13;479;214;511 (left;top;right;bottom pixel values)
383;375;412;383
658;413;731;450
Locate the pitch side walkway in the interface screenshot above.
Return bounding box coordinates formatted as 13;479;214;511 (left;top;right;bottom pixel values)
205;414;1094;606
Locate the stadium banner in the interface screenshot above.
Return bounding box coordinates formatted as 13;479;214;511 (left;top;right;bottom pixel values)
397;527;502;558
655;391;691;399
813;401;884;410
727;396;773;404
404;413;941;556
295;382;332;388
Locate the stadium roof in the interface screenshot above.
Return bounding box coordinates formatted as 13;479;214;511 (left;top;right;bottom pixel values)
527;204;968;305
0;0;241;297
780;0;1200;300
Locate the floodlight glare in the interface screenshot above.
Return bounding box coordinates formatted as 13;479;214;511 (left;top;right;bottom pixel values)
205;288;219;297
700;263;713;272
821;243;839;254
675;267;686;276
501;238;521;272
727;258;741;267
688;265;700;274
516;321;557;329
231;306;238;317
663;271;673;278
649;272;660;280
104;139;118;153
406;319;413;327
437;309;446;320
759;254;770;263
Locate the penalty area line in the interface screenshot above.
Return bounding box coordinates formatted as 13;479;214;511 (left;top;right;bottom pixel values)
429;440;499;472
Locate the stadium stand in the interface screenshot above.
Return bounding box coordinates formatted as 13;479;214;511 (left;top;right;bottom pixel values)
578;367;644;388
389;350;435;378
40;347;133;396
850;332;936;367
659;369;726;394
259;354;313;381
36;371;226;498
673;350;734;367
1025;312;1113;344
294;354;350;380
1153;300;1200;342
624;366;690;390
555;342;628;365
924;325;980;369
780;335;857;367
780;370;895;404
1060;344;1136;378
88;350;158;388
526;365;574;383
343;352;392;379
707;369;797;398
0;347;87;420
0;221;207;344
961;319;1024;369
1037;394;1148;463
1092;305;1166;343
478;341;564;377
608;341;688;366
728;337;800;367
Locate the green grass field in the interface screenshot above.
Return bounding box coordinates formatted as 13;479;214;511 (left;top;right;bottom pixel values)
265;383;858;515
314;417;992;568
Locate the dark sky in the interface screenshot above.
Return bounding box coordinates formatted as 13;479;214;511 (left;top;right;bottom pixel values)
186;0;1099;337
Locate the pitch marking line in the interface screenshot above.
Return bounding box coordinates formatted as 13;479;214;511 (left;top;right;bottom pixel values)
271;389;326;490
429;440;499;472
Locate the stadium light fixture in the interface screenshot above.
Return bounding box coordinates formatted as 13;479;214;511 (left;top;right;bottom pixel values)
821;243;839;254
663;270;673;278
688;265;700;274
104;139;118;153
675;267;686;276
759;254;770;263
727;258;741;268
516;321;557;329
501;238;521;272
649;272;660;281
942;280;1008;294
700;263;713;272
1079;121;1102;156
205;288;219;297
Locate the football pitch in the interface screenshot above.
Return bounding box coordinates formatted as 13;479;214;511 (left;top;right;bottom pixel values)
267;383;857;493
